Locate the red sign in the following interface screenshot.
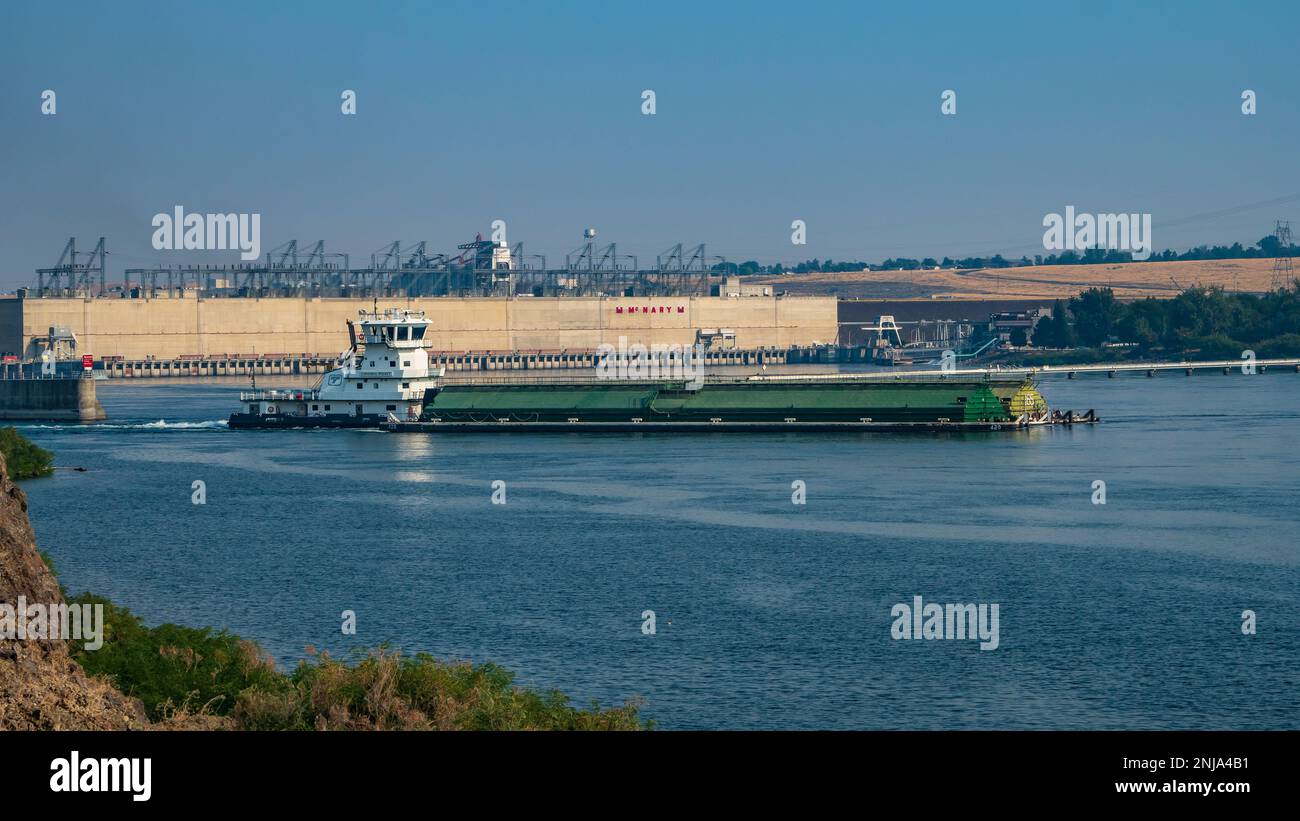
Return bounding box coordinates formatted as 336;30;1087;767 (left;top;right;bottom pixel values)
615;305;686;314
82;354;94;370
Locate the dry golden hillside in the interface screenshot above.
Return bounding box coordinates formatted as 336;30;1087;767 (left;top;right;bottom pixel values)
750;258;1291;300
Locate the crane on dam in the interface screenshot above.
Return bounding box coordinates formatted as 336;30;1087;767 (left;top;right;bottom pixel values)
40;232;724;299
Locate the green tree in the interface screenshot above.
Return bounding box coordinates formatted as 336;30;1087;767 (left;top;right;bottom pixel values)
1032;300;1075;348
1115;298;1166;347
1068;288;1120;346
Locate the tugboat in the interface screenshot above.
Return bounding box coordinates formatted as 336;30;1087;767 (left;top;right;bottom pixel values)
228;309;443;428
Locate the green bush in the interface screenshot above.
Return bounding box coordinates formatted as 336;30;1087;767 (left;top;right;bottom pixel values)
0;426;54;479
1256;333;1300;358
259;649;648;730
231;647;646;731
67;593;286;720
67;594;647;730
1179;333;1248;360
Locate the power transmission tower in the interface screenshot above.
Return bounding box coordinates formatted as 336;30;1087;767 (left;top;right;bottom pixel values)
1272;220;1293;290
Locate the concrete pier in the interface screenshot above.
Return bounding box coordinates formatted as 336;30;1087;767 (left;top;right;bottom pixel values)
0;376;105;421
101;355;337;379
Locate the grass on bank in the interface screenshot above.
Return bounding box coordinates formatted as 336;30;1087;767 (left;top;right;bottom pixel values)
0;426;54;479
65;593;647;731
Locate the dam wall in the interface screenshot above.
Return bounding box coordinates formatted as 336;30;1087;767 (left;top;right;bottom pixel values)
0;377;106;421
0;294;839;360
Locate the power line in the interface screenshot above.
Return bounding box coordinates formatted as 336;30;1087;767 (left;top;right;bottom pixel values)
1272;220;1293;290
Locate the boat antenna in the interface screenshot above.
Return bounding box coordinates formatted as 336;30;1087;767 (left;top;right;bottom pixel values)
250;345;257;392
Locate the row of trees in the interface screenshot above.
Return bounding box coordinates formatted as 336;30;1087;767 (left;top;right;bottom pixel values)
725;235;1295;275
712;259;871;275
1034;235;1295;267
1031;284;1300;358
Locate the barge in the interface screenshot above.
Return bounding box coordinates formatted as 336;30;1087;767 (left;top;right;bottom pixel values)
229;309;1098;432
394;374;1065;432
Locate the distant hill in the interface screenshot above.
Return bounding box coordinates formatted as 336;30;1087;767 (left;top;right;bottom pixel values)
746;258;1288;300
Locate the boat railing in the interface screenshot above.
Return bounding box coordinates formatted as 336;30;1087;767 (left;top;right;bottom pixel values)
239;389;320;401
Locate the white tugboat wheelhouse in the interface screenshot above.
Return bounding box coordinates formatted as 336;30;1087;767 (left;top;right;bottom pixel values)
232;309;444;427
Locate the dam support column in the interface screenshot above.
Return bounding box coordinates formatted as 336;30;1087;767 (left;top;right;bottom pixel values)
0;377;106;422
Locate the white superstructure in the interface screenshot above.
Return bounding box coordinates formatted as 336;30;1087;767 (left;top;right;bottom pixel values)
237;309;444;423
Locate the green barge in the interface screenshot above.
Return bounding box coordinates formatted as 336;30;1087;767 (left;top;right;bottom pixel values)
384;374;1096;433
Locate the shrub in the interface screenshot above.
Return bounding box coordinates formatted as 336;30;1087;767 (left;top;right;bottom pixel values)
67;595;648;730
1179;334;1247;360
234;648;647;731
67;593;286;720
0;426;54;479
1256;333;1300;358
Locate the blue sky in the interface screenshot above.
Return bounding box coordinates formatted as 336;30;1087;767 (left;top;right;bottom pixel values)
1;0;1296;285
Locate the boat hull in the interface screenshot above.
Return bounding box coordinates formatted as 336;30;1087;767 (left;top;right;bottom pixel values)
386;419;1028;433
227;412;389;429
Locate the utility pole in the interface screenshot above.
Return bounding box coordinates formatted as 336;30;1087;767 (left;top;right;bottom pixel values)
1271;220;1293;290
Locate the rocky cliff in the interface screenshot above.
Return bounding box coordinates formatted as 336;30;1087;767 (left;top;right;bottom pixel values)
0;452;147;730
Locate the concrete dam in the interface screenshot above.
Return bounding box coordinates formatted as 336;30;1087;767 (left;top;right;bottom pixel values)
0;294;839;374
